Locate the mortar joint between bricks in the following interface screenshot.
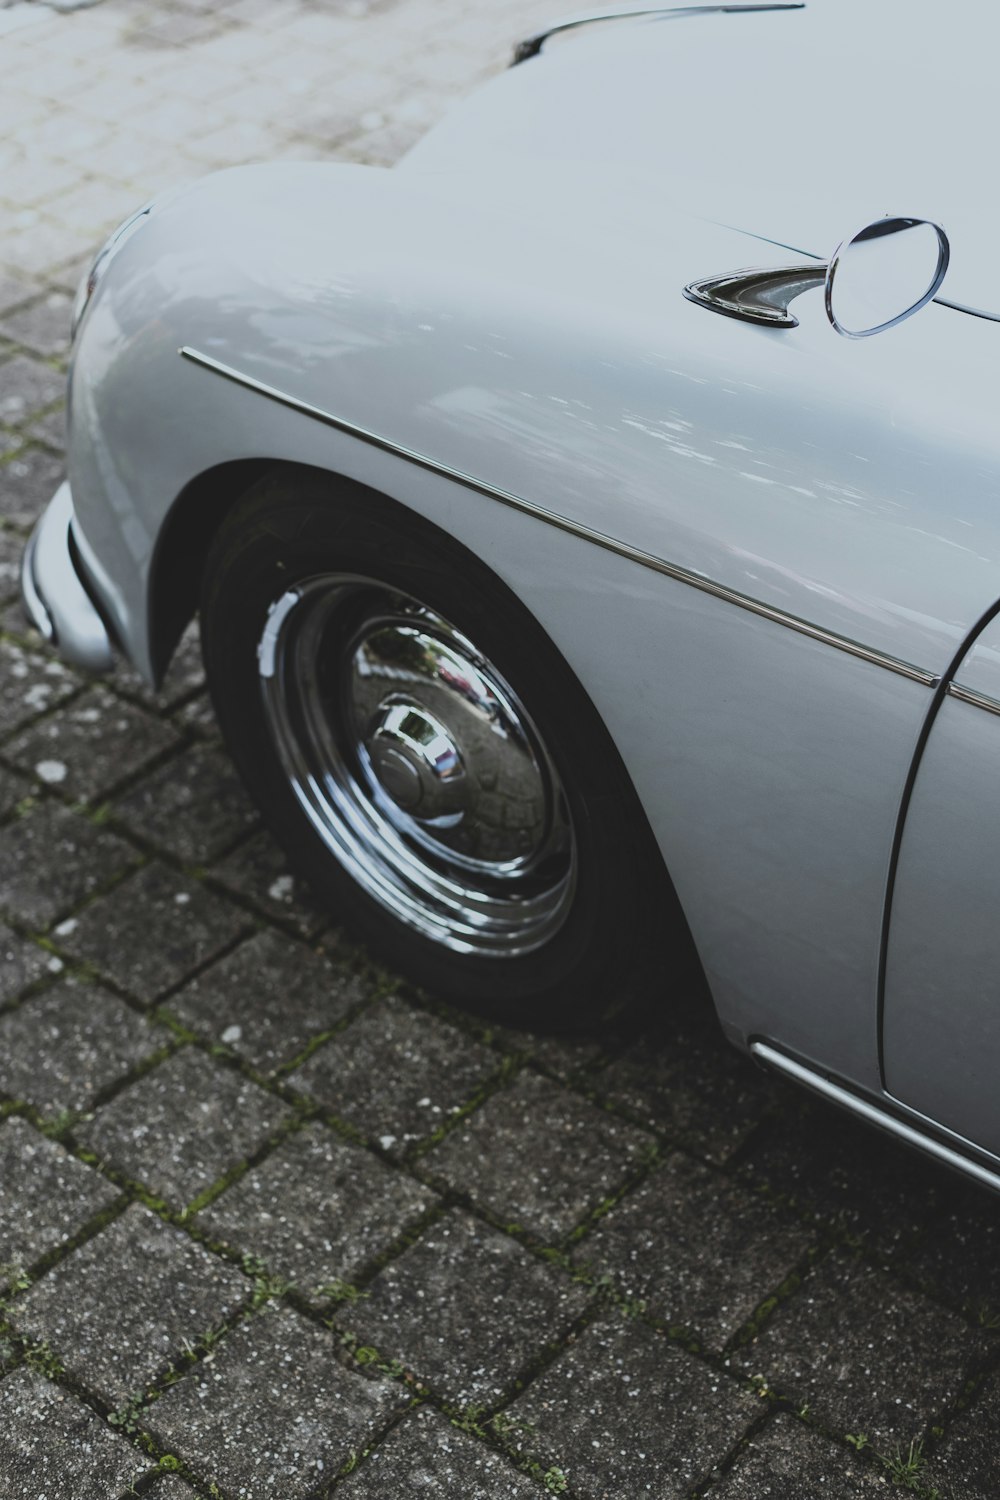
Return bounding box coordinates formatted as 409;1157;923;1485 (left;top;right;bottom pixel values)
0;1170;132;1314
719;1236;828;1360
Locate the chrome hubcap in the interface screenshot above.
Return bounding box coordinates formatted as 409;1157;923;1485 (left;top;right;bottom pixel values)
257;574;576;956
366;700;461;817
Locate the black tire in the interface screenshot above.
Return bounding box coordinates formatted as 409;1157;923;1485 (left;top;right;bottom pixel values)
200;466;678;1029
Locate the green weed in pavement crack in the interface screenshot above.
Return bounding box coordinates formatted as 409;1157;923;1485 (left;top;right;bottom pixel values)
250;1271;291;1310
490;1410;535;1440
108;1391;146;1435
972;1300;1000;1329
0;1263;30;1298
317;1277;369;1305
335;1329;411;1384
451;1401;489;1438
22;1338;64;1379
878;1437;938;1495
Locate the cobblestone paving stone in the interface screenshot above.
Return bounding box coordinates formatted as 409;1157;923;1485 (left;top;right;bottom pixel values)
0;1369;152;1498
5;683;180;803
924;1366;1000;1499
289;992;499;1153
1;2;999;1498
147;1301;409;1499
0;638;74;732
111;742;259;863
0;443;65;526
0;979;166;1116
428;1069;656;1243
0;797;137;929
210;825;330;936
59;860;250;1000
902;1177;1000;1322
9;1203;249;1405
112;619;206;713
144;1479;200;1500
0;527;25;603
575;1152;816;1350
197;1120;437;1297
166;927;369;1074
345;1209;591;1404
0;1116;118;1273
0;763;31;819
505;1315;757;1500
590;1017;780;1166
738;1094;955;1257
731;1248;989;1450
337;1405;547;1497
78;1047;293;1207
706;1412;888;1498
0;917;51;1002
0;287;72;358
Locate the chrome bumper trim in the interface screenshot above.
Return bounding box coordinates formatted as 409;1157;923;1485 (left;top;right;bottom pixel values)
21;481;115;673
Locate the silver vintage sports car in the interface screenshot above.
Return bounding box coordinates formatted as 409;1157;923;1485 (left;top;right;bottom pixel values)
22;0;1000;1193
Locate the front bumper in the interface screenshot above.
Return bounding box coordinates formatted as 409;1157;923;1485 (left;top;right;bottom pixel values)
21;482;115;673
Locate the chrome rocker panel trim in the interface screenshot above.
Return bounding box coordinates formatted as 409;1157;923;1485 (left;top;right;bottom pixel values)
752;1041;1000;1195
511;2;804;64
946;680;1000;717
180;346;939;689
21;481;115;673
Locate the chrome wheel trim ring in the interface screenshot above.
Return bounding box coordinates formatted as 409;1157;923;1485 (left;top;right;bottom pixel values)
257;573;577;956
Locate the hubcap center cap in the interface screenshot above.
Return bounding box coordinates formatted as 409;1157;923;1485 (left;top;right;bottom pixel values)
366;699;467;820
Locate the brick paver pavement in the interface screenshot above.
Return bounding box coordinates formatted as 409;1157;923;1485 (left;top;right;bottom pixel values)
1;2;999;1497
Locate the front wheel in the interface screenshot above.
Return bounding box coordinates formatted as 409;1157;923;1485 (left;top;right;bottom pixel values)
200;469;677;1028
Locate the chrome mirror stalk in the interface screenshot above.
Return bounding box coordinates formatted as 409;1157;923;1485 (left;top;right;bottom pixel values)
685;216;950;337
683;263;826;328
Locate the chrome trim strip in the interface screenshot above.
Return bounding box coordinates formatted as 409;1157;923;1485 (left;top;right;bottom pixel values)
934;296;1000;325
947;681;1000;717
179;346;938;688
511;2;804;63
751;1041;1000;1195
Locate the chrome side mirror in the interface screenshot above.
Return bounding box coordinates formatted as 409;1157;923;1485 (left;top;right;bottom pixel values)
684;216;950;336
824;217;949;338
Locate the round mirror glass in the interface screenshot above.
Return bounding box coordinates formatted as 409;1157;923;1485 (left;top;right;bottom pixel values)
825;217;949;338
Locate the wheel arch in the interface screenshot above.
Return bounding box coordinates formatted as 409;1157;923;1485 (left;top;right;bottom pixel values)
151;455;709;1013
147;457;271;685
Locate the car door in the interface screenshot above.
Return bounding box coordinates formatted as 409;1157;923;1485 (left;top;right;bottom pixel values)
883;610;1000;1159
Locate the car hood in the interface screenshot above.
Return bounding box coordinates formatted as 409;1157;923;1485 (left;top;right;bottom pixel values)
403;0;1000;322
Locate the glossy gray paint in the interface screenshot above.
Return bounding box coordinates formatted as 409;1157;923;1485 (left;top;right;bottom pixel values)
22;482;114;672
176;347;941;688
405;0;1000;319
70;161;1000;684
884;609;1000;1159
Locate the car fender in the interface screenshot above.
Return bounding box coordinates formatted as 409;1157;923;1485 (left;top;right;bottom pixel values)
66;160;1000;1089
